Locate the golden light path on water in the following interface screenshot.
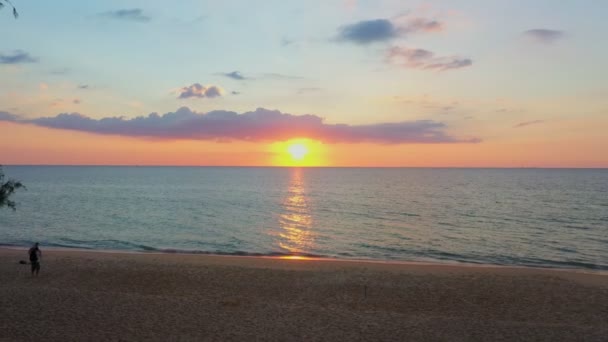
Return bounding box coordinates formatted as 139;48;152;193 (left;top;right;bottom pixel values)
277;168;316;254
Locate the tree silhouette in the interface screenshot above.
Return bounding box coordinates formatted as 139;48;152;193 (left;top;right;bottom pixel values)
0;0;18;19
0;166;24;211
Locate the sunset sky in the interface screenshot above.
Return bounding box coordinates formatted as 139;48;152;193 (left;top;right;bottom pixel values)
1;0;606;167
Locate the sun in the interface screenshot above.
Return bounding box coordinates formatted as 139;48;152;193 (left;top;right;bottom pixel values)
287;142;309;161
271;139;324;166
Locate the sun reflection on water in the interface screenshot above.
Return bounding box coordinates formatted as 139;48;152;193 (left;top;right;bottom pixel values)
278;168;315;254
278;255;312;261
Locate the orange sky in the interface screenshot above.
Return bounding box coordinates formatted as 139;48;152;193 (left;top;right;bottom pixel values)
2;121;606;167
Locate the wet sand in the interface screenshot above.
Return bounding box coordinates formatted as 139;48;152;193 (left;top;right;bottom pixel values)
1;248;607;341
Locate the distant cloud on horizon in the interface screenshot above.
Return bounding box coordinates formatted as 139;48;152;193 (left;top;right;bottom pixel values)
0;107;479;144
523;29;565;44
0;50;38;64
99;8;151;22
178;84;224;99
387;46;472;71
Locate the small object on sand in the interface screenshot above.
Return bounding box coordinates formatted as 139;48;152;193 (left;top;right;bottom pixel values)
19;260;28;265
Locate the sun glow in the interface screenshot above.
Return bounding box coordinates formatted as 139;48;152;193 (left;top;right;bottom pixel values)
287;142;309;161
279;255;312;261
270;139;326;166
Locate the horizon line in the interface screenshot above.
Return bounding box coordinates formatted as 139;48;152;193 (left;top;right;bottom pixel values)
2;164;607;169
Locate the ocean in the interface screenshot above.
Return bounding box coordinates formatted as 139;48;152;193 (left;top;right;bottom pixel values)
1;166;606;270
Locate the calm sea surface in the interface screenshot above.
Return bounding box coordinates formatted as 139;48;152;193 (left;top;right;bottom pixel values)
1;166;606;270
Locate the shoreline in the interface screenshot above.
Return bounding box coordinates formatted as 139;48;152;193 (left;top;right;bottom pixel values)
2;248;607;341
5;164;608;169
2;245;606;275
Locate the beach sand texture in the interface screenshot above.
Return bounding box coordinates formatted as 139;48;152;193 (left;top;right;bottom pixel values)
1;249;607;341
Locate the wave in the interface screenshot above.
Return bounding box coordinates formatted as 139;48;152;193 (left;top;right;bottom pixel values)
53;238;158;251
2;241;606;271
352;243;608;271
0;241;324;259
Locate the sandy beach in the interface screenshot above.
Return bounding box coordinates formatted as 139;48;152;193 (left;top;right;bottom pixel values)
1;248;607;341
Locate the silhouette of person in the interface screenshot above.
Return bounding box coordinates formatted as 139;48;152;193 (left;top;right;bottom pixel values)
28;242;41;276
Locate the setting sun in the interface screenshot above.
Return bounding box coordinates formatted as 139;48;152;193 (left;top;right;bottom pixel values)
270;139;325;166
287;142;309;161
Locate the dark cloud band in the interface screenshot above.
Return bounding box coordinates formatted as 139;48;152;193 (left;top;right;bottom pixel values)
0;107;479;144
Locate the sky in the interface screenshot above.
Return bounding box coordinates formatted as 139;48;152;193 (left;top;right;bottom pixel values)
0;0;606;167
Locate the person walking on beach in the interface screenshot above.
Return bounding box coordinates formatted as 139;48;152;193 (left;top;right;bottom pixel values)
28;242;41;276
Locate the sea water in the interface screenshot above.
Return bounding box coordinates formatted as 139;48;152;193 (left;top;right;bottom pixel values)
1;166;606;270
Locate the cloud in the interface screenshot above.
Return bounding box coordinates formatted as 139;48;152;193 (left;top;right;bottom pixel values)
0;50;38;64
262;73;304;80
0;111;19;121
496;107;523;114
387;46;472;71
297;87;322;94
280;38;294;47
178;84;224;99
0;107;479;144
218;71;304;81
523;29;565;44
514;120;544;128
401;17;444;33
343;0;357;11
222;71;247;80
78;84;89;89
336;17;444;44
49;68;70;75
337;19;399;44
99;9;151;22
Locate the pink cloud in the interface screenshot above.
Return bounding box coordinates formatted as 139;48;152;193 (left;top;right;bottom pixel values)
387;46;472;71
178;83;224;99
401;17;444;33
